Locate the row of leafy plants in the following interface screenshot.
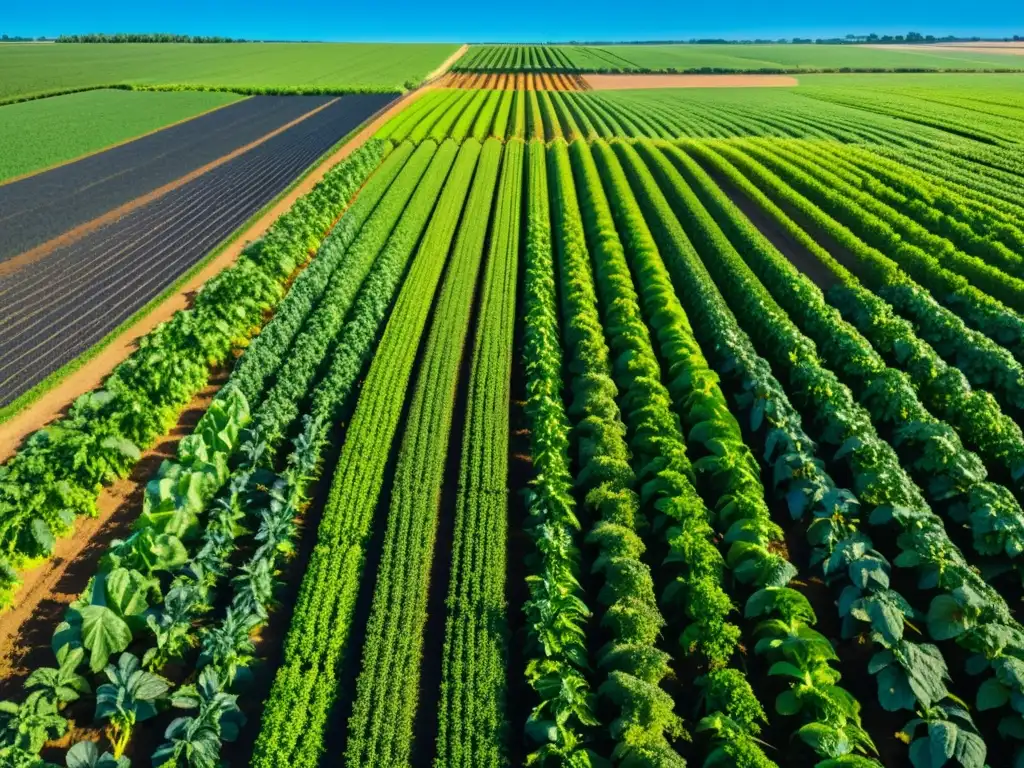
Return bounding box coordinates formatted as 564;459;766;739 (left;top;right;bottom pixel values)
434;138;524;767
548;137;687;765
576;137;785;766
518;139;601;765
637;136;1024;766
749;138;1024;315
607;137;883;768
614;136;989;768
250;139;475;768
724;138;1024;364
344;138;503;766
667;141;1024;581
0;139;428;767
673;137;1024;765
688;141;1024;504
701;139;1024;428
788;141;1024;282
0;138;389;609
873;143;1024;218
839;144;1024;259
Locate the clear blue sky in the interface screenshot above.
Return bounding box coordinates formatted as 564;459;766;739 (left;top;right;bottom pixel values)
3;0;1022;42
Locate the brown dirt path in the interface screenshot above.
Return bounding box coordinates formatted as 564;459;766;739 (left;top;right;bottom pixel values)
0;95;250;190
0;84;426;679
0;97;340;280
424;44;470;82
0;87;423;463
584;74;799;89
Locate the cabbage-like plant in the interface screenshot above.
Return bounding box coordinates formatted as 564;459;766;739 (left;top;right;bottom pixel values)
151;669;245;768
66;741;129;768
94;653;169;758
24;647;90;712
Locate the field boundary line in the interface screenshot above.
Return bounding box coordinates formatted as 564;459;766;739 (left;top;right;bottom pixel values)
0;96;340;279
0;88;422;453
0;93;251;189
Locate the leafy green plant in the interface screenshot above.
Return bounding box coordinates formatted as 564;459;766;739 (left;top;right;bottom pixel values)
24;647;90;712
0;698;66;755
151;669;244;768
94;654;169;758
66;741;129;768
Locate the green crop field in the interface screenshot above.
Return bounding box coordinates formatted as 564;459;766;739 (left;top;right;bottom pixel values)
454;42;1024;72
5;34;1024;768
0;41;460;101
0;88;242;181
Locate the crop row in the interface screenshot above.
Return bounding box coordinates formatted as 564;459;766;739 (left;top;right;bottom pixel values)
371;85;1024;169
627;138;995;766
344;138;502;766
434;138;524;767
251;138;473;767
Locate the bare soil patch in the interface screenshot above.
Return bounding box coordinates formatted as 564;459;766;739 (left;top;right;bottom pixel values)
584;74;799;89
0;87;420;464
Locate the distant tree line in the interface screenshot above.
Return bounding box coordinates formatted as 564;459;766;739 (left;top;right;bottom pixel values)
56;33;247;43
1;34;48;41
495;33;1022;46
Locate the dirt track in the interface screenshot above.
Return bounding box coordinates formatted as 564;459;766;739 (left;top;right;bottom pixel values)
425;44;470;81
584;74;799;89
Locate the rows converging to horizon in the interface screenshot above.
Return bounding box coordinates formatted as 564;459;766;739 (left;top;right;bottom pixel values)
0;38;1022;768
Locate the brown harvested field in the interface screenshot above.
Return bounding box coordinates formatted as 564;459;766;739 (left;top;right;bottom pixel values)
584;73;799;89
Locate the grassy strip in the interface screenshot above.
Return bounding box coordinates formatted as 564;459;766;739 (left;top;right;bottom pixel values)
0;95;400;427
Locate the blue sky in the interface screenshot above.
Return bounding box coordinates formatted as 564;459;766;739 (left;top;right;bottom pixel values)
3;0;1022;42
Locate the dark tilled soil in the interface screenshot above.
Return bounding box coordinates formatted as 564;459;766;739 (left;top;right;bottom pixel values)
0;95;334;261
708;169;840;292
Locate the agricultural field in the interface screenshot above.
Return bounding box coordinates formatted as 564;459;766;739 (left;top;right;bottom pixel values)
0;93;396;408
454;42;1024;72
1;38;1024;768
0;42;461;102
0;89;242;182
